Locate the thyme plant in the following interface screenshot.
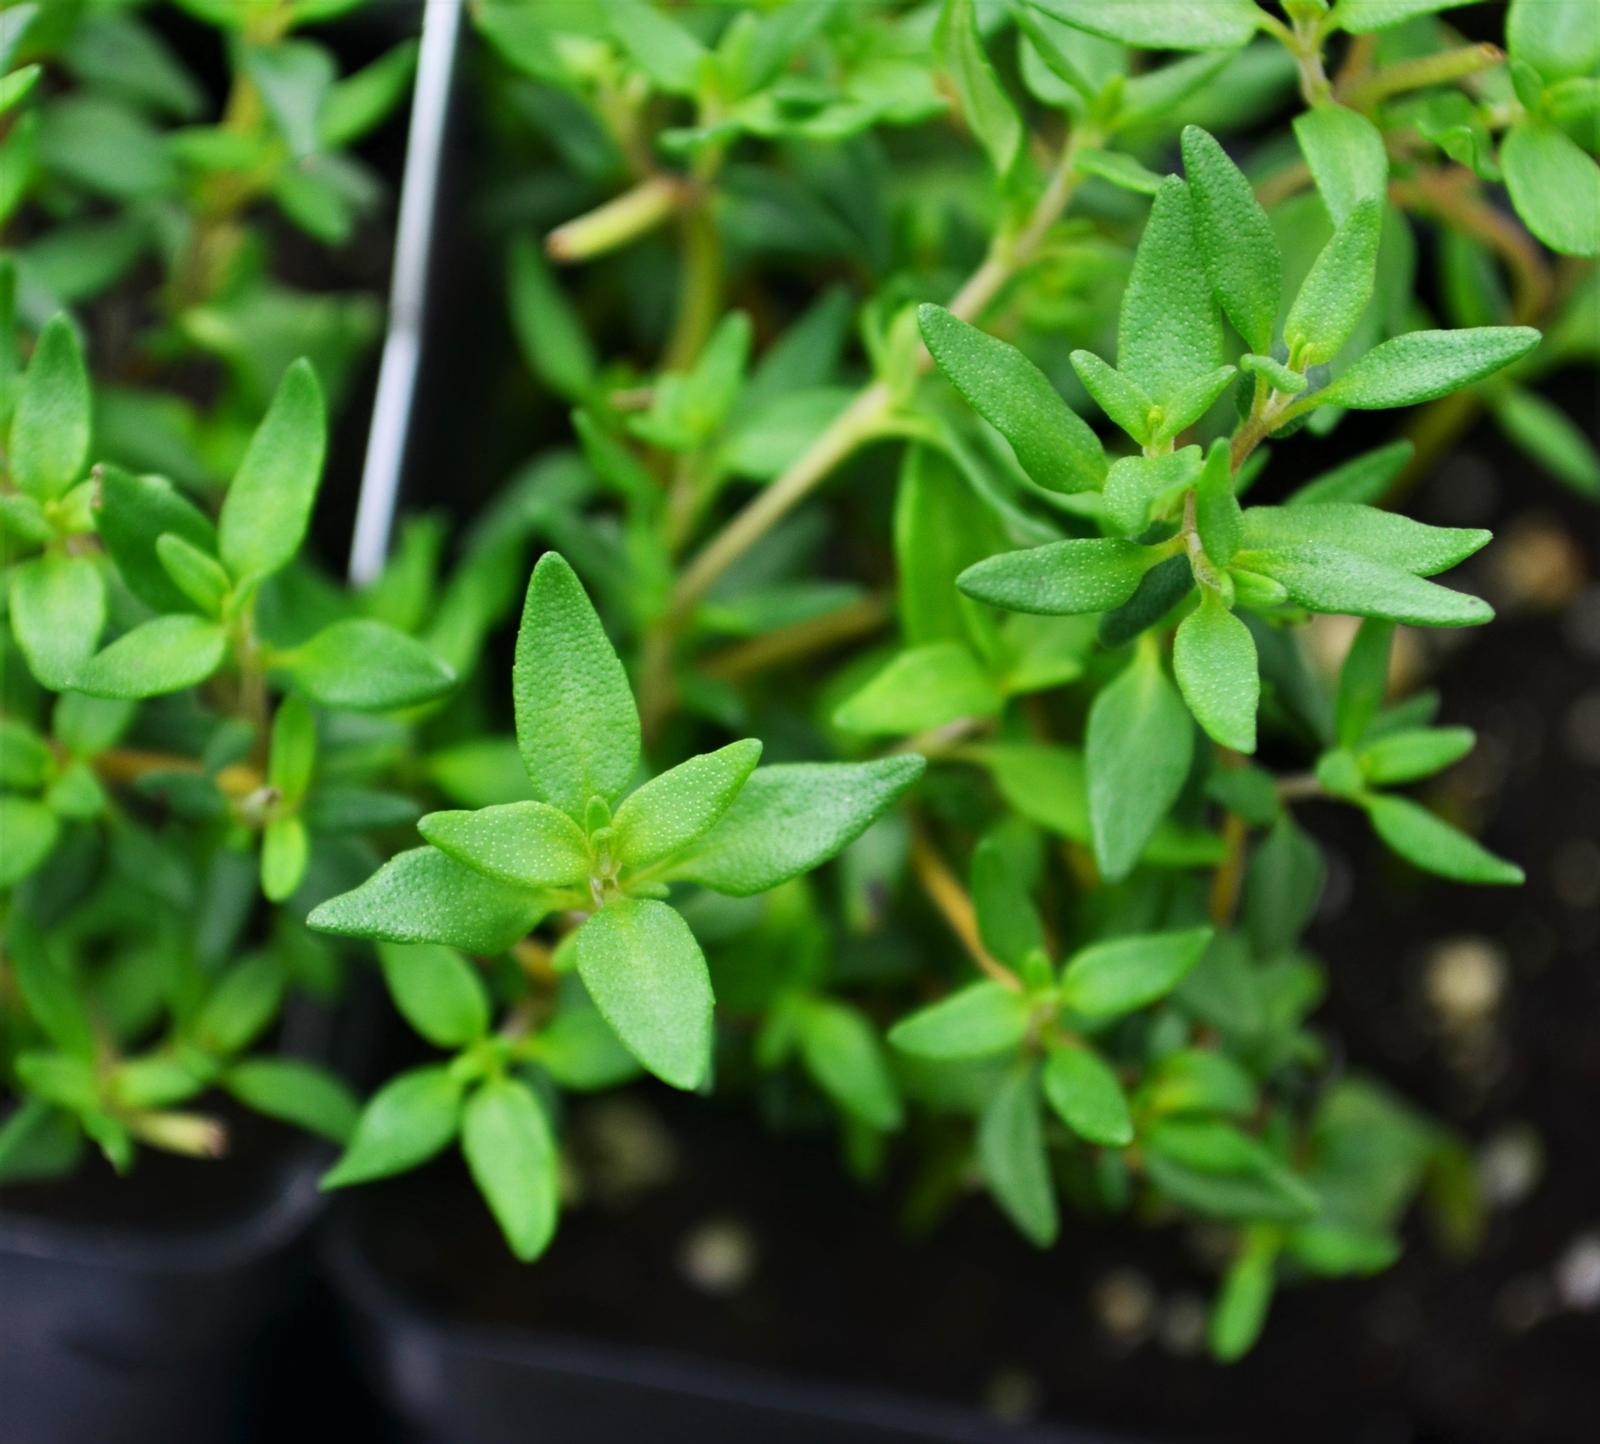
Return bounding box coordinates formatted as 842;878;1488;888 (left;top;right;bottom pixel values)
3;0;1596;1366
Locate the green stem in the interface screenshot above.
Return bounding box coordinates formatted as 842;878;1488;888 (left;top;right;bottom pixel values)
1342;43;1504;112
669;127;1092;620
546;174;686;263
662;198;723;374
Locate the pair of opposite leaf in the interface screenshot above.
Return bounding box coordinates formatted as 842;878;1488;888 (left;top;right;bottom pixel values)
6;318;457;716
310;551;925;1094
909;123;1535;804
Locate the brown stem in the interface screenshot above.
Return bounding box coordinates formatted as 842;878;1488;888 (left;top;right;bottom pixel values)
511;937;558;989
891;714;993;761
1229;389;1296;471
1333;32;1379;95
909;821;1024;993
1390;170;1551;323
92;749;261;799
699;594;890;682
1254;161;1313;211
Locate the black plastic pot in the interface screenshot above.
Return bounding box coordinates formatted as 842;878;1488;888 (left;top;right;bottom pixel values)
0;981;388;1444
0;1149;328;1444
323;1217;1128;1444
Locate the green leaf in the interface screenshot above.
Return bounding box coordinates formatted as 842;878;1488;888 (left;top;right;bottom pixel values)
322;1065;464;1188
1028;0;1261;51
223;1057;358;1143
462;1077;560;1261
260;815;308;902
574;898;713;1091
1245;816;1325;956
1069;350;1156;445
1181;127;1281;354
1152;366;1237;445
1490;388;1600;499
1285;197;1383;366
268;694;316;802
835;642;1002;737
937;0;1022;176
419;801;592;889
240;39;334;158
155;532;230;615
1144;1119;1319;1221
1240;543;1492;627
16;1052;99;1113
193;953;284;1056
9;554;105;689
508;233;596;400
277;618;456;711
531;1005;641;1091
308;846;551;952
0;1098;82;1183
919;305;1104;493
52;693;134;757
377;941;491;1049
894;444;1006;646
1103;449;1203;534
319;39;418;148
217;359;327;582
1174;595;1259;753
1293;105;1387;226
1333;1;1484;35
473;0;566;83
1099;554;1195;647
1043;1044;1133;1147
1502;122;1600;260
605;0;707;97
1086;644;1194;881
1120;50;1237;125
1239;352;1306;394
796;998;902;1131
9;923;92;1055
633;312;749;449
1335;618;1394;747
73;614;227;699
513;552;640;821
1210;1237;1278;1362
1506;0;1598;81
11;314;90;499
958;538;1151;616
1362;794;1523;885
92;466;218;615
1143;1049;1257;1118
0;717;51;788
971;831;1047;969
1195;439;1241;566
888;980;1030;1060
1240;504;1490;577
665;757;925;897
1287;440;1414;507
611;739;762;869
978;1065;1057;1246
1359;726;1475;785
1118;176;1223;406
1075;149;1164;196
1059;926;1213;1018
